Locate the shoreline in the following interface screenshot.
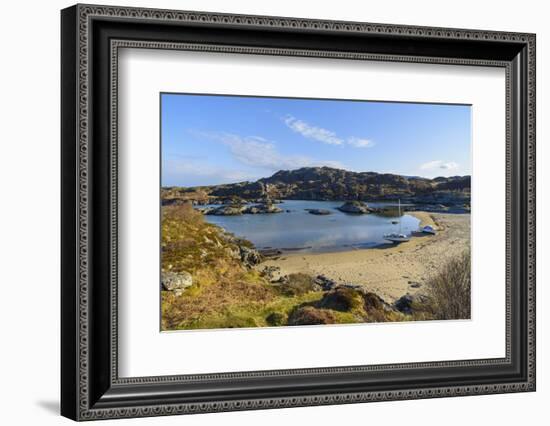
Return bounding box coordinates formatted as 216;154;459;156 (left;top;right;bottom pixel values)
257;211;441;256
256;212;470;302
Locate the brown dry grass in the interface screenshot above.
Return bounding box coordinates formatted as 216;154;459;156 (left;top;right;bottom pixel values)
424;250;471;320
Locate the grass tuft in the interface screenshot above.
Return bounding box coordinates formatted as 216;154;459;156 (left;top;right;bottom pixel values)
319;287;364;312
276;273;319;296
424;250;471;320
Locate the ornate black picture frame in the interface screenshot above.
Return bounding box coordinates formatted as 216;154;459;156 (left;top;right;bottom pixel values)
61;4;536;421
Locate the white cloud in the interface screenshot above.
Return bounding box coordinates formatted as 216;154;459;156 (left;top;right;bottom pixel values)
192;131;345;172
283;116;343;145
163;157;259;185
420;160;459;171
283;115;375;149
347;137;375;148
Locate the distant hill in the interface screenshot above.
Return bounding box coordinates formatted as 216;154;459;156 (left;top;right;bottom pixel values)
163;167;470;205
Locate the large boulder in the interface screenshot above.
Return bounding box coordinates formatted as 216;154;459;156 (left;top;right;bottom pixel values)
239;245;262;267
314;274;337;291
394;293;431;315
162;271;193;295
260;265;283;282
337;200;370;214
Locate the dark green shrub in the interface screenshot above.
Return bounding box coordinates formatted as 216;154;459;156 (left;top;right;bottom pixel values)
266;312;287;326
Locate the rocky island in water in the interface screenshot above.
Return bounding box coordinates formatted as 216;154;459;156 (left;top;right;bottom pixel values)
162;166;470;211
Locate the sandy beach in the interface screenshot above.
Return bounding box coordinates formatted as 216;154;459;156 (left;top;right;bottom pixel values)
257;212;470;302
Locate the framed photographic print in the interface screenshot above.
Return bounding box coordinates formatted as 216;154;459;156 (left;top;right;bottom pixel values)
61;4;536;421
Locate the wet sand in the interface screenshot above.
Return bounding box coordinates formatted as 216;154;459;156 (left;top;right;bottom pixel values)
257;212;470;302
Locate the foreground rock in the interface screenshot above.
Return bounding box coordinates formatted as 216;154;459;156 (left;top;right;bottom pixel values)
239;246;262;267
162;271;193;295
314;274;337;291
337;200;371;214
394;293;431;314
260;265;283;282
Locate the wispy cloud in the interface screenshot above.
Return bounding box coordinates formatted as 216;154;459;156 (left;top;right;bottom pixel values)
419;160;459;171
347;137;375;148
191;131;345;172
163;157;259;186
283;116;343;145
283;115;375;149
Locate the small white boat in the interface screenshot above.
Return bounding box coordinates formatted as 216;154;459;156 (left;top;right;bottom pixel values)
422;225;437;235
384;233;410;243
384;199;410;243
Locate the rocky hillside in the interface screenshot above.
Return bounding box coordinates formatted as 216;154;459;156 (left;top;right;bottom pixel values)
163;166;470;205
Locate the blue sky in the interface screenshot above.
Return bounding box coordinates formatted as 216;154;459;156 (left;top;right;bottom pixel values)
161;93;471;187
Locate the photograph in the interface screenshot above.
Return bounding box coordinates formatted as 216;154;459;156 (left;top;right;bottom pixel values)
160;93;472;331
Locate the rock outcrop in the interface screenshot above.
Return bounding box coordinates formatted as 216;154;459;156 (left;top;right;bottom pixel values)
166;167;470;205
161;271;193;295
239;245;262;267
394;293;432;315
207;205;244;216
205;203;283;216
305;208;332;215
313;275;338;291
336;200;371;214
243;203;283;214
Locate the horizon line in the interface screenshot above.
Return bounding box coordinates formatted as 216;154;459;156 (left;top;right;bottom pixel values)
162;166;471;188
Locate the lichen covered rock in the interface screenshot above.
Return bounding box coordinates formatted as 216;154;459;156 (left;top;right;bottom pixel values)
162;271;193;295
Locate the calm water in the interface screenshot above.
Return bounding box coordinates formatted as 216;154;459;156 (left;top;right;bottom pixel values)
203;200;420;253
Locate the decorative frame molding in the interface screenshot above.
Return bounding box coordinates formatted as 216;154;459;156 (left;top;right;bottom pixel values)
61;4;535;421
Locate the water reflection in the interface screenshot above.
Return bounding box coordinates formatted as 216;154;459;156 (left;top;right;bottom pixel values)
202;200;420;253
